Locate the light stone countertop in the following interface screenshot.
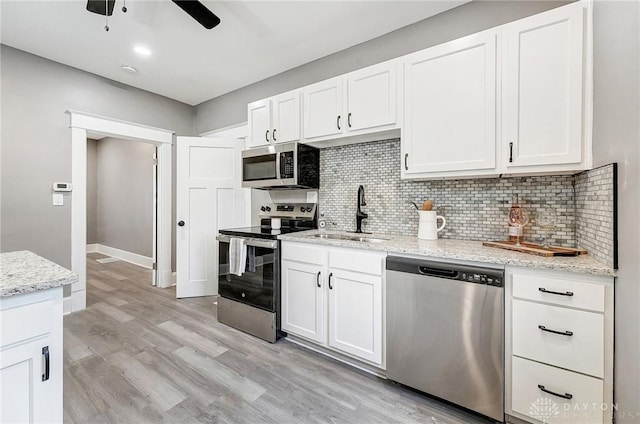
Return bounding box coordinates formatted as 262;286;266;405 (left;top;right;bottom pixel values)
1;251;78;297
278;230;617;277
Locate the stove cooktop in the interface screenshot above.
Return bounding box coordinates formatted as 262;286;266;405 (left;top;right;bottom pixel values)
219;226;311;240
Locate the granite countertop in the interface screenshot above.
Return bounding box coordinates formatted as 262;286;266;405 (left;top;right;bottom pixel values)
0;251;78;297
278;230;616;277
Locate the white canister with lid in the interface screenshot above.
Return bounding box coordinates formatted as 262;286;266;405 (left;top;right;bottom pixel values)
271;218;281;230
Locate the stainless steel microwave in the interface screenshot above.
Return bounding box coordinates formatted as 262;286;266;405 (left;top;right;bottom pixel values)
241;142;319;189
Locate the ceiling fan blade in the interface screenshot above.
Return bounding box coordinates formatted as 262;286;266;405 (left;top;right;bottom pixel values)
86;0;115;16
171;0;221;29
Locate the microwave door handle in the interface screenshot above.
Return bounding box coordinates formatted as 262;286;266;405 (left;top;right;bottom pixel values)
275;152;281;180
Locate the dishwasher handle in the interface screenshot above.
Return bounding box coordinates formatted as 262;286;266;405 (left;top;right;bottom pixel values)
418;266;458;279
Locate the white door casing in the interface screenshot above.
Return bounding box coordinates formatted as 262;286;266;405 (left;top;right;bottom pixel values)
68;110;174;313
176;137;245;298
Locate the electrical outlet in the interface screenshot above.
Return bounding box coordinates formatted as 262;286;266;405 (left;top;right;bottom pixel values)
52;193;63;206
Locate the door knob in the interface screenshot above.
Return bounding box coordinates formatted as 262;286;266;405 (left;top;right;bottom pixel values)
178;221;185;227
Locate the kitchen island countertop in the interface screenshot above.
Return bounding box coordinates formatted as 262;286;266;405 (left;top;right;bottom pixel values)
278;230;616;277
0;250;78;297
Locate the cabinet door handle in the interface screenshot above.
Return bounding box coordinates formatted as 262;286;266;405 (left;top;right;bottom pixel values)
538;287;574;297
509;142;514;163
404;153;409;171
538;384;573;400
42;346;50;381
337;115;341;131
265;130;270;143
328;272;333;290
316;271;321;288
348;112;352;128
273;129;277;142
538;325;573;337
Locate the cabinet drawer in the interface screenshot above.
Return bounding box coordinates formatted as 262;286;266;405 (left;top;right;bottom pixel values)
512;272;605;312
282;242;327;265
512;356;605;424
513;299;604;378
329;248;385;276
0;300;52;346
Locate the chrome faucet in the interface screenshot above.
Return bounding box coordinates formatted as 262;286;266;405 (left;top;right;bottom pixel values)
355;185;368;233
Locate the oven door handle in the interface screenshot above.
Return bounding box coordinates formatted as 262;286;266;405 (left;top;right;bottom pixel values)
216;235;278;249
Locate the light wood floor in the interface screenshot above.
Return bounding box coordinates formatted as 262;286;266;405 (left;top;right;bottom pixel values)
63;253;494;424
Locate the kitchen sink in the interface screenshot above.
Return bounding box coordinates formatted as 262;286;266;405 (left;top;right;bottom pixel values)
310;233;389;243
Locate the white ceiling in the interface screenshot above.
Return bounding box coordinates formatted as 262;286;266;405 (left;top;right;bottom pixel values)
1;0;468;105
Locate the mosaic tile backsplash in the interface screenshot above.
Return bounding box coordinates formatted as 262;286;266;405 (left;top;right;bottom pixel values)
319;139;580;246
575;164;617;268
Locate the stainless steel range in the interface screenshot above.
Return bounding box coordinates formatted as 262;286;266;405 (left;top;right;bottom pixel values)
216;203;316;342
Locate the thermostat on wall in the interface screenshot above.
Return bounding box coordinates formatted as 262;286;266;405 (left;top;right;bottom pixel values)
52;182;72;192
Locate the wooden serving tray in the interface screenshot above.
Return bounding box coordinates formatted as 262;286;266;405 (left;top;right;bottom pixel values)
482;240;588;257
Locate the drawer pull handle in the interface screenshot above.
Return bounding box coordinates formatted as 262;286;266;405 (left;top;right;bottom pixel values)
316;271;321;288
538;325;573;337
42;346;50;382
538;287;574;297
328;272;333;290
538;384;573;400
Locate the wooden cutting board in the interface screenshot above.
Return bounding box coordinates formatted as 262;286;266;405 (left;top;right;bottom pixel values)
482;240;588;257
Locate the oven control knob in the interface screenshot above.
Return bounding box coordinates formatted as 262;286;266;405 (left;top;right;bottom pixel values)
265;206;271;212
260;206;266;212
241;293;246;298
305;207;312;212
300;206;305;212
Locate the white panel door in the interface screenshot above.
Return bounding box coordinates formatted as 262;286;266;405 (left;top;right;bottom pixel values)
176;137;246;298
328;269;382;365
281;260;325;343
403;31;497;174
0;337;54;424
272;90;301;144
504;3;584;168
303;77;344;139
247;99;272;148
346;61;397;132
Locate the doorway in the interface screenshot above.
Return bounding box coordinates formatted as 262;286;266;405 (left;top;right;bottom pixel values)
67;110;173;314
85;135;157;273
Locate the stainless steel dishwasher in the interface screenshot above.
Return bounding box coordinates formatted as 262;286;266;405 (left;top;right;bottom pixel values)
386;256;505;422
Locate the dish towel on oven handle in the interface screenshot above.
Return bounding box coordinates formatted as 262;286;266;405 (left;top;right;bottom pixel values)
229;237;247;276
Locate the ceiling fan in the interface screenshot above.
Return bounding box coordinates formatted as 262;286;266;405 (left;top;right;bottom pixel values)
86;0;221;30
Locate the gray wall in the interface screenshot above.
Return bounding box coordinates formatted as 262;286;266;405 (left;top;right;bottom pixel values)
591;1;640;421
194;0;569;133
0;45;194;269
86;139;98;245
87;137;155;257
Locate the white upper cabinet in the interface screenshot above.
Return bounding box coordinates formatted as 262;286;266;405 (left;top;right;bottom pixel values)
402;31;498;177
271;91;301;144
503;2;587;171
302;60;399;142
247;90;301;148
346;62;397;132
247;99;272;148
302;77;344;139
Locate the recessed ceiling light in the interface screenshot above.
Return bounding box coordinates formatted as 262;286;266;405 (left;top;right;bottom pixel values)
134;45;152;57
121;65;137;74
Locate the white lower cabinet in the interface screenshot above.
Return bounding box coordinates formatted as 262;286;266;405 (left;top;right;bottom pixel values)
0;287;63;424
281;241;385;367
506;267;614;424
281;260;325;343
328;269;382;364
